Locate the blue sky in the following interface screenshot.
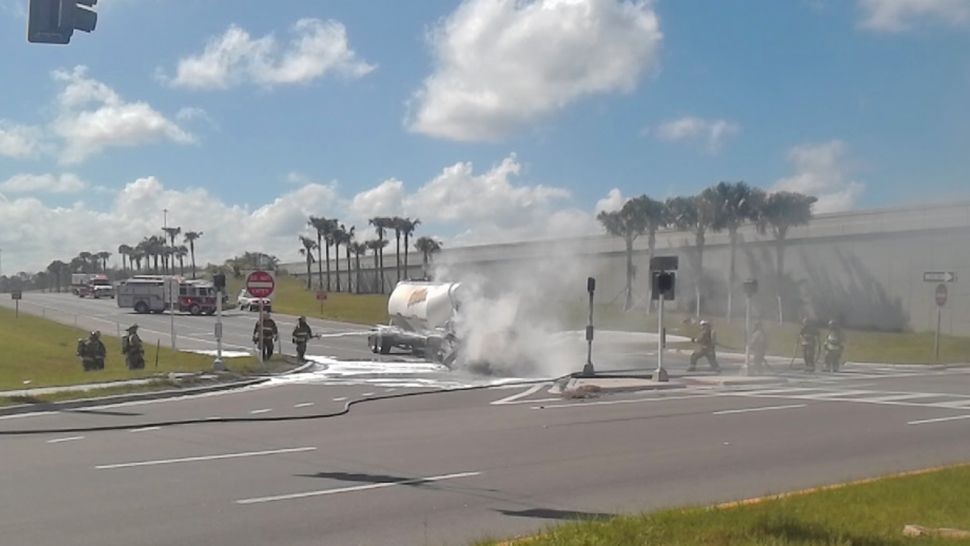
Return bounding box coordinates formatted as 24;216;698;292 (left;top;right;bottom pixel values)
1;0;968;273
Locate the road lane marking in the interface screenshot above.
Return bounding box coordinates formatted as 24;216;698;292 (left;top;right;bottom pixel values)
235;471;482;505
713;404;807;415
129;426;161;433
249;408;273;415
491;383;547;405
294;402;314;408
48;436;84;444
333;397;347;402
96;447;316;469
908;414;970;425
361;392;375;397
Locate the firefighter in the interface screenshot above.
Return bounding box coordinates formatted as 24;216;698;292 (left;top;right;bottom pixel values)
799;317;820;371
253;312;279;360
291;316;314;362
122;324;145;370
688;320;720;373
822;319;845;372
76;331;106;371
749;320;767;373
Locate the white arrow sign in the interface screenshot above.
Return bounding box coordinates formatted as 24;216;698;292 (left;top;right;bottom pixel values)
923;272;957;283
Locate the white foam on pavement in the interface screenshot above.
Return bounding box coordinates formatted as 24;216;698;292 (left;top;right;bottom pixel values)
184;350;251;358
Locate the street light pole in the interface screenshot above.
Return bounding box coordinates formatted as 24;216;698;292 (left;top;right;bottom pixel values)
742;278;759;376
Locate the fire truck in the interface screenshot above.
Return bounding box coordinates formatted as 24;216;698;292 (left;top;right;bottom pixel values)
116;276;219;315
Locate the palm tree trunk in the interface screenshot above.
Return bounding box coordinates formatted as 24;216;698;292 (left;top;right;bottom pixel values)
355;254;361;295
395;231;401;286
695;231;705;318
325;242;332;292
305;256;312;289
316;233;324;291
422;251;429;278
373;249;380;293
190;242;197;279
335;242;341;292
403;233;410;281
727;229;737;320
775;235;786;324
179;256;185;276
624;234;634;311
378;235;385;293
646;230;656;314
345;246;351;294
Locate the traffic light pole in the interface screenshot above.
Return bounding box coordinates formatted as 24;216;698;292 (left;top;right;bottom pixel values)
213;289;225;371
655;292;668;382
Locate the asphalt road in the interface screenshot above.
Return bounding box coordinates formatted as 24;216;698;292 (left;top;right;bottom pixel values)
3;292;970;545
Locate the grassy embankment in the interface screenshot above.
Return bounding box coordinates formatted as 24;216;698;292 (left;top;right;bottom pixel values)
0;305;257;405
227;273;388;325
476;464;970;546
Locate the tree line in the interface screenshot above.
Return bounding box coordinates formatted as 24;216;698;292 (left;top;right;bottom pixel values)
597;182;817;322
299;215;442;294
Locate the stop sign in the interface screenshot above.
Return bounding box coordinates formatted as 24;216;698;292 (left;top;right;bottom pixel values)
246;270;275;298
935;283;948;307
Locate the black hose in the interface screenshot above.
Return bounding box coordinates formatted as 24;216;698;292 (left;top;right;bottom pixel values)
0;374;574;437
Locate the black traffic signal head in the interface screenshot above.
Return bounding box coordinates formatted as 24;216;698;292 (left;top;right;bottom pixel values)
213;273;226;290
28;0;97;44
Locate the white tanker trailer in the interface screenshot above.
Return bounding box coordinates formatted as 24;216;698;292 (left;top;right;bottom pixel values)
367;281;462;366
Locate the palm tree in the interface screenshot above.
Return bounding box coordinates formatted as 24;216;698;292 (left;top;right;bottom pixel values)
175;245;188;276
414;236;442;277
117;244;132;273
369;217;393;293
341;225;356;293
309;216;337;291
183;231;203;279
667;193;717;317
757;191;818;323
298;236;317;290
131;248;144;273
705;182;766;319
625;196;667;312
78;251;93;273
97;251;111;272
349;241;367;294
47;260;68;292
597;199;650;310
399;217;421;281
388;216;405;285
366;238;388;293
331;224;348;292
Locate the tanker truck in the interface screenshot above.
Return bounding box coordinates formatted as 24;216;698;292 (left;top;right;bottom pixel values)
367;281;462;366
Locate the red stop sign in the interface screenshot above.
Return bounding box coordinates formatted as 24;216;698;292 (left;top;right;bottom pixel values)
246;270;275;298
935;283;948;307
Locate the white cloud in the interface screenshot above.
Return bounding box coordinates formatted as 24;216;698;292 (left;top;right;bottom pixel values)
166;18;375;90
0;122;41;158
52;66;194;163
653;116;740;152
858;0;970;31
773;140;865;213
0;173;86;194
351;178;406;219
594;188;626;214
407;0;662;141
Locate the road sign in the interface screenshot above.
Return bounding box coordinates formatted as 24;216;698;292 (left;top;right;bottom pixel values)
11;290;22;300
649;256;679;271
246;270;275;298
315;291;327;301
924;271;957;283
935;284;948;307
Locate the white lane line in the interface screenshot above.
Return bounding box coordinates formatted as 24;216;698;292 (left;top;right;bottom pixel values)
908;414;970;425
713;404;807;415
294;402;314;408
361;392;375;397
491;383;546;405
250;408;273;415
332;397;347;402
236;471;482;505
129;426;161;433
47;436;84;444
534;394;718;409
96;446;316;470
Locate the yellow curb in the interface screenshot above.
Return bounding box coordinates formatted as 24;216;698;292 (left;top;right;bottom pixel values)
716;461;970;509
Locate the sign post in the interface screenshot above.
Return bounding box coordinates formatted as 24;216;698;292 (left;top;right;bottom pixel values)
11;290;21;318
650;256;678;383
316;290;327;315
212;272;226;371
934;283;947;362
246;271;276;363
742;279;759;376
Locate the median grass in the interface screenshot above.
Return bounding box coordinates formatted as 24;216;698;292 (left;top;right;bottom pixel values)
476;464;970;546
228;273;388;325
0;305;257;393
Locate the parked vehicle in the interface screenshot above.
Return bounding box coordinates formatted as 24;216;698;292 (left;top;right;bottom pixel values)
116;276;218;315
237;287;272;312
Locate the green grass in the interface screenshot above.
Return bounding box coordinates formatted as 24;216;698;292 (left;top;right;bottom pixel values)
476;464;970;546
0;306;257;391
227;273;389;325
558;304;970;364
0;379;177;407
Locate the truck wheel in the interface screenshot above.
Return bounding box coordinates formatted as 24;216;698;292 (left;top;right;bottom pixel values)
190;304;202;316
134;301;148;314
370;336;380;354
205;309;215;316
379;338;392;355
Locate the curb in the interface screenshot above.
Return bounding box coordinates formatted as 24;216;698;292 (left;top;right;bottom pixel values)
0;377;270;417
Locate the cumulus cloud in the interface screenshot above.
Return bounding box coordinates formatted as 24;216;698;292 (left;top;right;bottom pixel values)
52;66;194;163
0;122;42;158
857;0;970;31
165;18;375;90
773;140;865;213
594;188;626;214
0;173;87;194
652;116;740;152
407;0;662;141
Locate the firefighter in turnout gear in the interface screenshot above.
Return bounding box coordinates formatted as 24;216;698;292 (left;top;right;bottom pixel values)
822;319;845;372
253;312;279;361
291;316;315;362
76;331;106;371
122;324;145;370
750;320;768;373
688;320;721;373
799;317;820;371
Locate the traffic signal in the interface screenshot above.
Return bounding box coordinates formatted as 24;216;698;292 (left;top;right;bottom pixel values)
213;273;227;291
27;0;97;44
652;271;675;300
